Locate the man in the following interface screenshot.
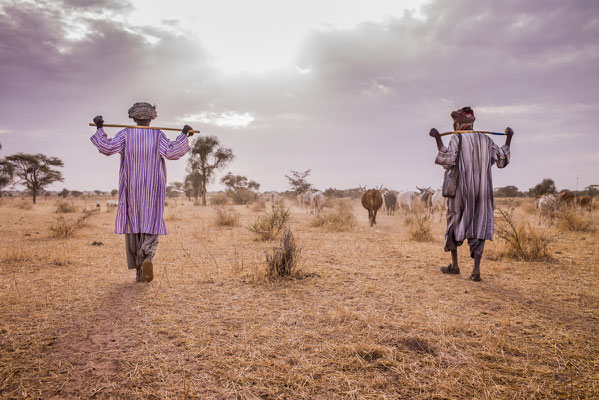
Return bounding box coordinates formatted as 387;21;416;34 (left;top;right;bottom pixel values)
90;102;193;282
429;107;514;281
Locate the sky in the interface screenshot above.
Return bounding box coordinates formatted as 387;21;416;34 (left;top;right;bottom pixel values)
0;0;598;193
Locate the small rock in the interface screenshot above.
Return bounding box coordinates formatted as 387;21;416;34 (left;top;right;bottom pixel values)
91;241;104;246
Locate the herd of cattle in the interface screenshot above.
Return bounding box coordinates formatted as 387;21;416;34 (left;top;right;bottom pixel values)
535;190;593;225
293;187;448;226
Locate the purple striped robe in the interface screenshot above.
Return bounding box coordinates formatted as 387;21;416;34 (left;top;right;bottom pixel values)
435;132;510;241
90;128;190;235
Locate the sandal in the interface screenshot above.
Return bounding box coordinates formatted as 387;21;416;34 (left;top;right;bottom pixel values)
440;264;460;274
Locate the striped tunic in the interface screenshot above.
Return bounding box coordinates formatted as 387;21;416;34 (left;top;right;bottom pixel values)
90;128;190;235
435;132;510;242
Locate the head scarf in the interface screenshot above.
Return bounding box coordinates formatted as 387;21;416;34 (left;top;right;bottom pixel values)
451;106;475;130
128;102;157;120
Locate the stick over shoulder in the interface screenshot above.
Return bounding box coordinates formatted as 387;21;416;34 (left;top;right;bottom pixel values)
89;123;200;134
440;130;506;137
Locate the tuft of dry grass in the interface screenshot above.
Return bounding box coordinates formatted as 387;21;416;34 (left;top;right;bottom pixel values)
555;206;595;232
49;208;99;238
265;228;301;278
251;197;266;212
246;205;291;240
16;201;33;210
55;201;76;213
495;207;554;261
213;207;240;227
210;193;229;206
406;213;433;242
310;200;356;231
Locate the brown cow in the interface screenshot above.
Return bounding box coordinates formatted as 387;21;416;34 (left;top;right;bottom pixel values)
361;188;383;227
558;190;575;207
576;195;593;215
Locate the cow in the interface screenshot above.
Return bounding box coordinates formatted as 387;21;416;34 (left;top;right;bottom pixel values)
361;187;383;227
558;190;575;207
297;189;313;210
576;195;593;215
431;190;447;221
396;190;416;213
416;186;434;214
536;194;557;226
309;191;326;215
106;200;118;209
270;192;281;207
383;191;397;215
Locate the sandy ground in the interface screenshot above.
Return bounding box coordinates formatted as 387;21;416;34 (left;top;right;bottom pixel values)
0;196;598;399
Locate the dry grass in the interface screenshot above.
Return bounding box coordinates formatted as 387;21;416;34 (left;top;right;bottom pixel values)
265;228;301;278
246;205;291;240
210;192;229;206
310;200;356;231
54;201;76;213
555;206;595;232
48;208;100;238
495;207;554;261
250;197;266;212
213;206;240;227
406;213;433;242
0;197;598;399
16;200;32;210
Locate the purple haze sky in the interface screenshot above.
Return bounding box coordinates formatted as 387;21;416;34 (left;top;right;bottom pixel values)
0;0;598;193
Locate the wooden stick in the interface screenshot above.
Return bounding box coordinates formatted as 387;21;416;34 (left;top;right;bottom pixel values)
89;123;200;134
440;130;505;137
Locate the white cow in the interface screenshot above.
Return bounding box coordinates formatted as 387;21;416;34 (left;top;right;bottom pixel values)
269;192;281;207
309;191;326;215
106;200;118;209
396;191;416;213
297;189;313;211
431;190;447;221
536;194;557;226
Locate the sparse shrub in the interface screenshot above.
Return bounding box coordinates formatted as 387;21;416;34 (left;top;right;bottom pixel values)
251;197;266;212
247;205;291;240
55;201;76;213
522;200;538;215
230;188;256;205
266;228;301;278
213;207;240;227
49;208;99;238
17;201;33;210
407;214;433;242
311;200;356;231
555;206;595;232
210;192;229;206
495;206;554;261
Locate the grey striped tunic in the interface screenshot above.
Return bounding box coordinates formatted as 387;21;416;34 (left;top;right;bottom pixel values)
435;133;510;242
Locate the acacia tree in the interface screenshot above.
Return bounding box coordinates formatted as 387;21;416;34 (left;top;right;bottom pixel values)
187;136;234;205
285;169;312;193
220;172;260;192
0;159;13;194
529;178;557;197
184;171;203;201
5;153;64;203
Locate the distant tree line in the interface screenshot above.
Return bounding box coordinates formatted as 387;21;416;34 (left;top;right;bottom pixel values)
494;178;598;198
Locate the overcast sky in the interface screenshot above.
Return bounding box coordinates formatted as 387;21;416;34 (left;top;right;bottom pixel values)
1;0;598;192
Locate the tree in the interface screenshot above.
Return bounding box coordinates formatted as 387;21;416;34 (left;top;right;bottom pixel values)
184;171;203;201
0;159;13;194
94;190;103;196
58;188;70;198
285;169;312;193
528;178;557;197
71;190;82;198
4;153;64;203
111;189;118;196
187;136;234;205
220;172;260;192
494;185;522;198
584;184;598;197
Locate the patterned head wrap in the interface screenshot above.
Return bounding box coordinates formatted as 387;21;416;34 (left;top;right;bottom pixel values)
451;106;475;130
128;102;157;120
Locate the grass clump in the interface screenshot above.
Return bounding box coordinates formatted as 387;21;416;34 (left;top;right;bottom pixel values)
16;201;33;210
251;197;266;212
213;207;240;227
266;228;301;278
55;201;76;213
555;206;595;232
49;208;99;238
247;205;291;240
210;193;229;206
406;213;433;242
310;200;356;231
495;206;554;261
